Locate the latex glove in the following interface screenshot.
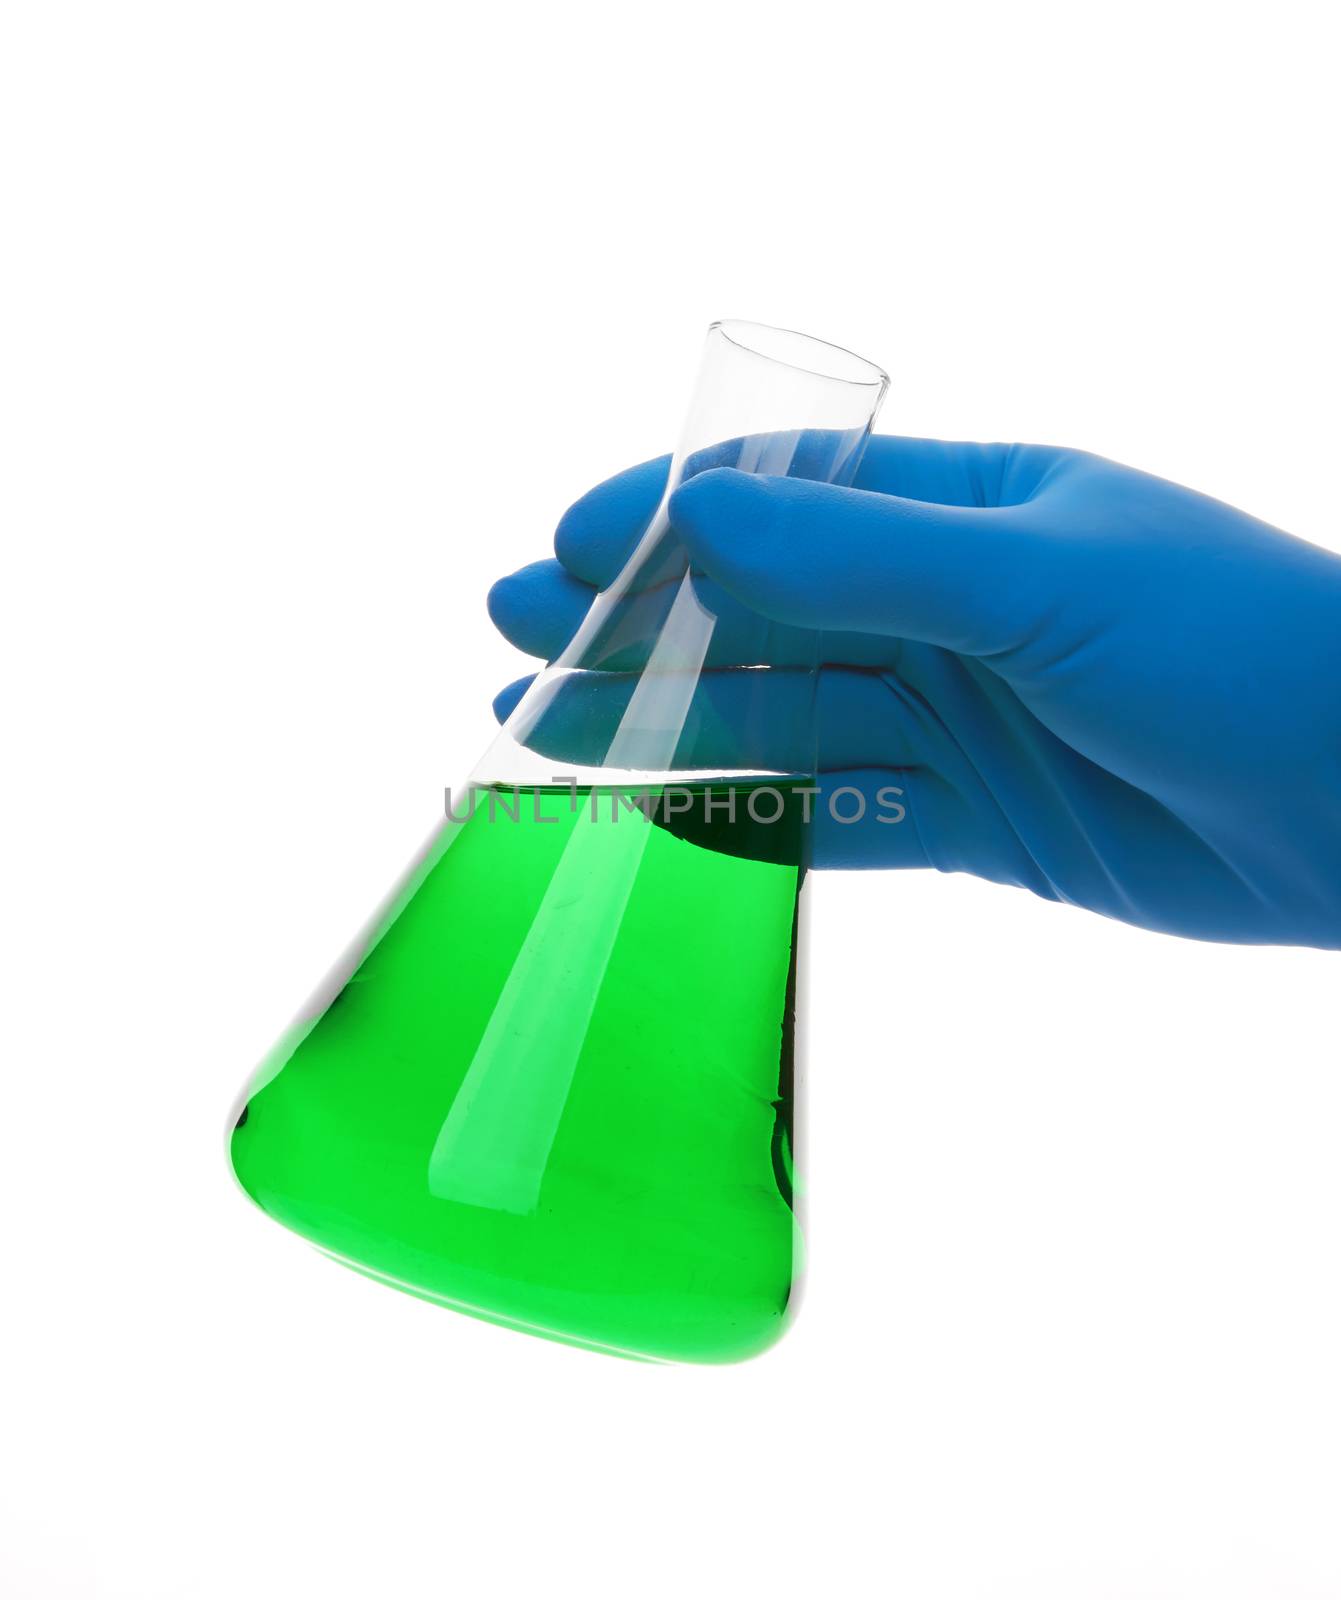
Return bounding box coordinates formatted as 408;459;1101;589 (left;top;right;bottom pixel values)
488;437;1341;948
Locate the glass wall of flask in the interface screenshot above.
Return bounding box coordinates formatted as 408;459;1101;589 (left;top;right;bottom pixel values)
228;321;889;1362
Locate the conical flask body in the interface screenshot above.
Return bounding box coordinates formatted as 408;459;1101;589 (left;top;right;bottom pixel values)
231;782;806;1362
229;323;888;1362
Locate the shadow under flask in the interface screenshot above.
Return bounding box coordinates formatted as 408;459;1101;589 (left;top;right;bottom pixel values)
229;321;889;1362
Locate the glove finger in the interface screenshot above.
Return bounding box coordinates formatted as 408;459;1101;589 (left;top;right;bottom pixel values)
491;664;921;775
669;467;1060;657
554;455;672;587
549;433;982;590
488;664;1092;891
488;559;902;671
550;432;1068;595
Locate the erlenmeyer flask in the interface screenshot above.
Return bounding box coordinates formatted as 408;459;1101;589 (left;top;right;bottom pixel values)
229;321;889;1362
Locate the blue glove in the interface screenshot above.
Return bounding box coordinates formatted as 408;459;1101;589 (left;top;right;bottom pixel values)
488;437;1341;949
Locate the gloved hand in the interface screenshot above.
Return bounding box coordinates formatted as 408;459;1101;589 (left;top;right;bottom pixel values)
488;436;1341;949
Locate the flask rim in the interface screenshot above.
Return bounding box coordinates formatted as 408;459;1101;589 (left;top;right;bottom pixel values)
710;318;889;392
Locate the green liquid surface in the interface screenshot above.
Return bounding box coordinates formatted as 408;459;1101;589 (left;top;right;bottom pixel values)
230;784;805;1363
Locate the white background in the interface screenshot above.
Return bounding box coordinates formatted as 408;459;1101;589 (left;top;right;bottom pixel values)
3;3;1339;1596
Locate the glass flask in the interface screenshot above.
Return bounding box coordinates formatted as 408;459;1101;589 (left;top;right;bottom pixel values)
229;321;889;1362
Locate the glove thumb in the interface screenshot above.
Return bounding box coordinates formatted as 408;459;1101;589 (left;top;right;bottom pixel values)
669;467;1045;656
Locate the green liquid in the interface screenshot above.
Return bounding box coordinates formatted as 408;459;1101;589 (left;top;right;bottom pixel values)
230;784;806;1363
